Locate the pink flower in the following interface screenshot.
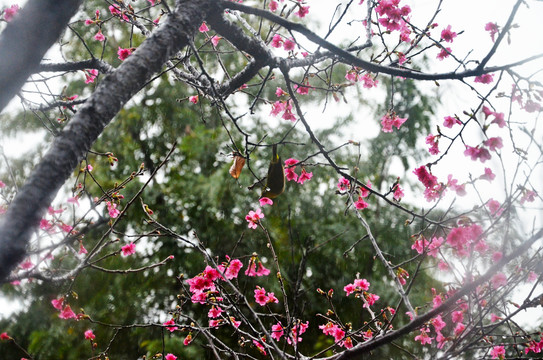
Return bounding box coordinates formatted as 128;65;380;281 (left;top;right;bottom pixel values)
414;328;433;345
259;197;273;206
211;36;221;47
253;339;267;355
484;137;503;152
454;322;465;336
79;242;88;255
354;197;369;210
165;354;177;360
452;311;464;323
490;313;502;323
106;201;121;218
163;319;178;332
84;69;99;84
492;251;503;262
199;22;209;32
364;293;379;307
432;315;446;332
0;332;10;340
381;112;407;133
189;95;199;104
269;0;279;11
393;184;404;201
440;25;457;43
270;34;283;48
437;47;452;60
474;73;494;84
283;38;295;51
487;199;503;217
59;305;77;320
208;306;223;318
528;271;538;283
183;334;192;346
245;208;264;229
246;260;270;277
0;180;5;188
480;167;495;182
117;47;133;61
287;320;309;344
490;345;505;359
443;115;461;128
51;297;64;310
297;169;313;185
520;190;537;204
485;22;499;42
221;258;243;279
254;286;279;306
121;242;136;256
94;30;105;42
284;158;299;182
337;177;350;191
3;4;19;22
491;272;507;289
67;196;80;207
271;322;284;341
295;6;309;18
84;330;96;340
359;73;378;88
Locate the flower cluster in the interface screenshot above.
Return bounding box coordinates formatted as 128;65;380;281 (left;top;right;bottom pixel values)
413;165;443;202
375;0;412;42
254;286;279;306
381;111;408;133
284;158;313;184
245;208;264;229
345;69;379;88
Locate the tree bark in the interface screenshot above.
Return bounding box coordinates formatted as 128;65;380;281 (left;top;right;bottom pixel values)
0;0;84;113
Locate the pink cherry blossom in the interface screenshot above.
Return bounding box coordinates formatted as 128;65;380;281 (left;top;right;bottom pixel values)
491;272;507;289
117;47;133;61
269;0;279;11
354;197;369;210
474;73;494;84
163;319;178;332
211;36;221;47
165;354;177;360
454;322;465;336
245;258;270;277
437;47;452;60
199;22;209;32
245;208;264;229
107;201;121;218
84;69;98;84
59;305;77;319
297;169;313;184
440;25;457;43
121;242;136;256
84;330;96;340
381;112;407;133
189;95;199;104
480;167;496;181
432;315;446;332
452;311;464;323
270;34;283;48
94;30;105;42
283;38;295;51
3;4;19;21
51;297;64;310
490;313;502;323
259;197;273;206
208;306;223;318
414;328;433;345
393;184;404;201
295;6;309;18
490;345;505;359
443;115;461;128
271;322;284;341
0;332;10;340
485;22;499;42
337;177;350;191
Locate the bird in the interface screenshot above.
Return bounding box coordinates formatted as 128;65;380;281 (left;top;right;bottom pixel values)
261;144;285;199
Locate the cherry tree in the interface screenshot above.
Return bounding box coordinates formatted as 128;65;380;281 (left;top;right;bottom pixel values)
0;0;542;359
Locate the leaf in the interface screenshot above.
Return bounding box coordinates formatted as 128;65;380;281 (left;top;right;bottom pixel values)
229;155;245;179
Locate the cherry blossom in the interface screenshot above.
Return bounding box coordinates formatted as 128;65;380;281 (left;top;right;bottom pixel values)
474;73;494;84
259;197;273;206
381;112;407;133
245;208;264;229
121;242;136;256
440;25;457;43
59;305;77;319
485;22;499;42
165;354;177;360
199;22;209;32
490;345;505;359
189;95;199;104
163;319;178;332
3;4;19;21
84;330;96;340
271;322;284;341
